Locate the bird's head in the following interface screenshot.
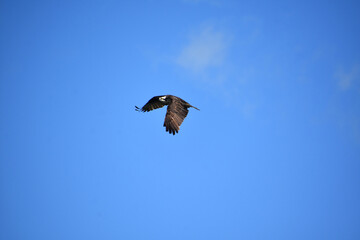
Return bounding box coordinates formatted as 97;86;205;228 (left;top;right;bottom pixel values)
159;96;167;102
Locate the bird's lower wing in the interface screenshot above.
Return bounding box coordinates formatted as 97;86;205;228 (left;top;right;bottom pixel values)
163;104;188;135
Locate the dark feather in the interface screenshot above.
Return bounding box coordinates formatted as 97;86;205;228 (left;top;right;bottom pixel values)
163;99;188;135
135;96;167;112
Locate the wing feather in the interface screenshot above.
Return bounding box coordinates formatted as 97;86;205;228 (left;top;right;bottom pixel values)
135;96;166;112
164;99;189;135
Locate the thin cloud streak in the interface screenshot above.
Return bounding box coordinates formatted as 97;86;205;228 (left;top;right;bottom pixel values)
336;64;360;91
175;25;259;118
176;27;228;75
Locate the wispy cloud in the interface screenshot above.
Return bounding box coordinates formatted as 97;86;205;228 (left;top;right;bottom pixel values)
336;64;360;91
176;27;229;78
175;24;260;118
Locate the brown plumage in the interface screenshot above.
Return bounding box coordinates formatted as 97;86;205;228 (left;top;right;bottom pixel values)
135;95;200;135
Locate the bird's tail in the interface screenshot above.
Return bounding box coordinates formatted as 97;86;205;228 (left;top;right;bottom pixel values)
191;105;200;111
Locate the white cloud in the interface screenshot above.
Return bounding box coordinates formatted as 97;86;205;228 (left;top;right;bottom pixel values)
175;25;259;118
176;27;228;75
336;64;360;91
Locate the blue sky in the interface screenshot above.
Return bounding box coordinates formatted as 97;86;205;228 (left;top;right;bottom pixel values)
1;0;360;239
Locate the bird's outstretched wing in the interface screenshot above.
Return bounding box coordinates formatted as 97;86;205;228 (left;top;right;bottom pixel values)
164;100;189;135
135;96;166;112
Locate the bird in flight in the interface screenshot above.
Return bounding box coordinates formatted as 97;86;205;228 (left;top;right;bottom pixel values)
135;95;200;135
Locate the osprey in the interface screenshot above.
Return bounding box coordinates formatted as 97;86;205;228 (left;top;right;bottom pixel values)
135;95;200;135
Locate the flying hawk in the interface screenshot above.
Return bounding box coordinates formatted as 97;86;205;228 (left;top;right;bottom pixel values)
135;95;200;135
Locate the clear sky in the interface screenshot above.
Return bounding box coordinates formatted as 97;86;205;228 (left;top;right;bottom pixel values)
1;0;360;239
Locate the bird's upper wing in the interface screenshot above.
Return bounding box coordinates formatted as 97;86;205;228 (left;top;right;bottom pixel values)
163;100;189;135
135;96;167;112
